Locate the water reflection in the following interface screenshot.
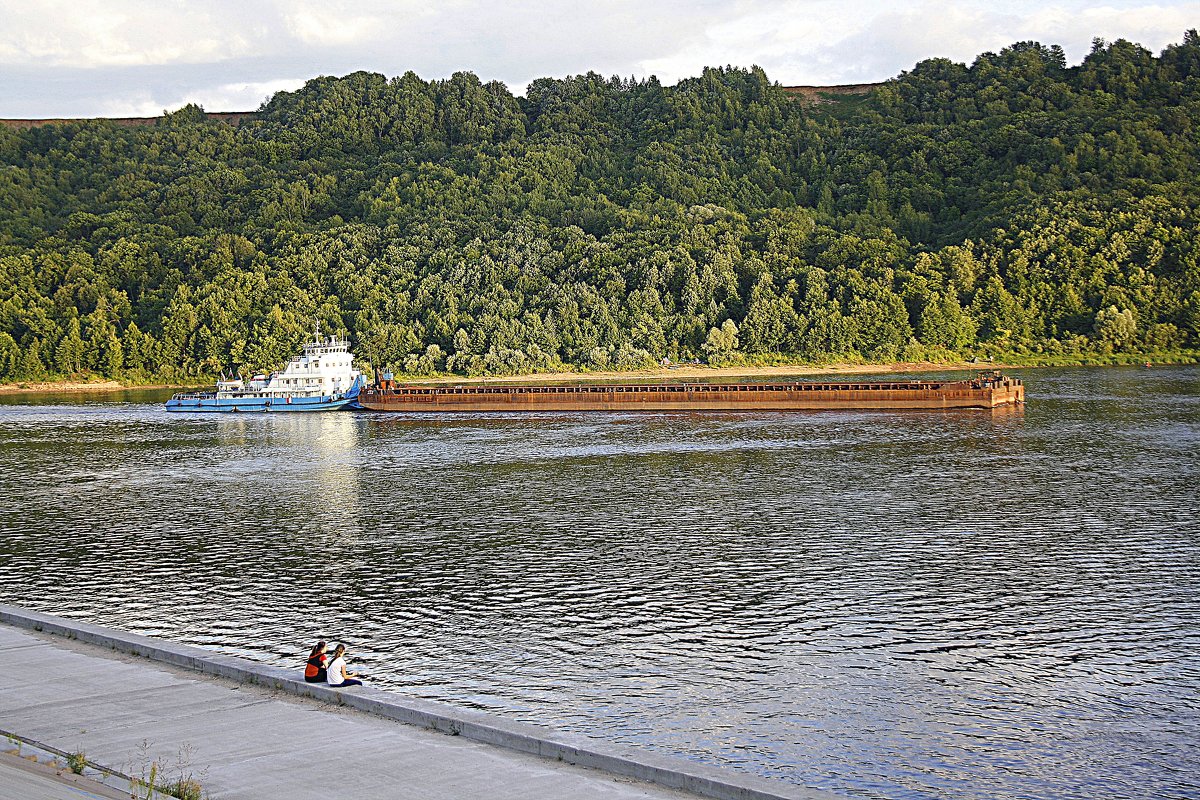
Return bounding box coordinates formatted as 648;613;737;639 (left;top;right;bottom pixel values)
212;413;365;543
0;367;1197;800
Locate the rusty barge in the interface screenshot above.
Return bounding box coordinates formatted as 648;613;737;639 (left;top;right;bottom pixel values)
357;372;1024;412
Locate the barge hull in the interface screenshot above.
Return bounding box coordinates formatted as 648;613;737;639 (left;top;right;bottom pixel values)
358;377;1024;412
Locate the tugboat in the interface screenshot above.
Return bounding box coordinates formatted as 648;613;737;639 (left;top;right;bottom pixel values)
165;326;363;413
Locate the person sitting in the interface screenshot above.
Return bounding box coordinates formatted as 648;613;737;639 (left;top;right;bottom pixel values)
304;641;328;683
325;644;362;688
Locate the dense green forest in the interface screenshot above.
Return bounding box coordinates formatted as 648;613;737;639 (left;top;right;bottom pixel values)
2;33;1199;382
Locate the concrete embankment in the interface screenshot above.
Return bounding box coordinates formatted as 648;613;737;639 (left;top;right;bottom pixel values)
0;605;838;800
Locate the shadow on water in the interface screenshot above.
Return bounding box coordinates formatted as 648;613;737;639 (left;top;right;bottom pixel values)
0;366;1197;800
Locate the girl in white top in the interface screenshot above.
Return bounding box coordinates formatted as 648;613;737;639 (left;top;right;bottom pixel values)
325;644;363;688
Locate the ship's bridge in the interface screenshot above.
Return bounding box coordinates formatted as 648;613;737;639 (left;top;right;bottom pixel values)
273;335;358;396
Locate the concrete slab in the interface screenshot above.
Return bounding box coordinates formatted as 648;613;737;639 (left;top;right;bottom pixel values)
0;753;129;800
0;622;826;800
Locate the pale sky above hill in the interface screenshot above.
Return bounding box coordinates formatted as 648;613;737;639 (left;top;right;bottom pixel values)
0;0;1197;117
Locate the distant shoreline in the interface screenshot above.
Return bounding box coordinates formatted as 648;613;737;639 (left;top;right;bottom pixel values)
0;361;991;396
1;352;1193;396
400;360;1000;385
0;380;185;395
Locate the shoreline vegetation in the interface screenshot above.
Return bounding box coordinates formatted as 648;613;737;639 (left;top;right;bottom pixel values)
2;34;1199;386
2;351;1194;395
0;379;174;395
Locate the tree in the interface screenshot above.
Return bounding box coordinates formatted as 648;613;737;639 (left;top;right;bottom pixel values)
916;292;977;351
1093;306;1137;352
54;317;86;374
741;274;799;353
19;340;46;380
2;34;1199;384
0;332;20;379
701;319;740;365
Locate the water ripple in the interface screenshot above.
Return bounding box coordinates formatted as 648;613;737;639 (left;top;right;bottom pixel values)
0;367;1197;800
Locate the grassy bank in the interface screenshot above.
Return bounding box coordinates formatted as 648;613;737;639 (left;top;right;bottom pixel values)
0;379;191;395
983;351;1200;368
394;350;1200;385
2;350;1195;395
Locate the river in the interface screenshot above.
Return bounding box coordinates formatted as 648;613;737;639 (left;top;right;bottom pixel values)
0;366;1197;799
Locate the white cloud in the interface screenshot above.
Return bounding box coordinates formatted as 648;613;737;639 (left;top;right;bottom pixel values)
283;2;388;46
0;1;263;67
637;0;1200;85
0;0;1196;115
95;78;308;117
811;1;1200;83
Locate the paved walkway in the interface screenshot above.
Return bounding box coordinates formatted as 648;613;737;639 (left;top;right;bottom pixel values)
0;624;697;800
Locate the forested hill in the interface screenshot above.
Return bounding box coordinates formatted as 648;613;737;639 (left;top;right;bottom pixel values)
2;34;1199;382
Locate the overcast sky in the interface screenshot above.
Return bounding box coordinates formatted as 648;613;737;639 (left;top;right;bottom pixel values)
1;0;1197;117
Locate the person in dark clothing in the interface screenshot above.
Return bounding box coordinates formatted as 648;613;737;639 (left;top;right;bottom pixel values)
304;641;328;683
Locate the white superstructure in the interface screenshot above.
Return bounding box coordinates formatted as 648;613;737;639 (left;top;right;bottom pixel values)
216;326;361;399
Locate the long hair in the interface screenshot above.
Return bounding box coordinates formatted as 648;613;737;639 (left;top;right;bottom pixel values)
330;643;346;660
308;640;326;660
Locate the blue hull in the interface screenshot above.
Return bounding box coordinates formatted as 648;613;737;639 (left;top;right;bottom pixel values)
165;395;358;413
166;376;362;413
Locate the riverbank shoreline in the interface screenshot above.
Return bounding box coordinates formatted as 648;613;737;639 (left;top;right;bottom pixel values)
0;379;187;395
1;362;984;395
403;359;1003;385
2;352;1193;395
399;352;1194;385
